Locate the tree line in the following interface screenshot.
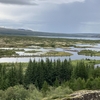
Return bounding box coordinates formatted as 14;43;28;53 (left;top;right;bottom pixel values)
0;58;100;91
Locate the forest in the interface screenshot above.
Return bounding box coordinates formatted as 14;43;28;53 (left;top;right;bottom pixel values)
0;59;100;100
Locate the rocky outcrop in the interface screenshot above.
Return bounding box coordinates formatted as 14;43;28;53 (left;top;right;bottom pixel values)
64;90;100;100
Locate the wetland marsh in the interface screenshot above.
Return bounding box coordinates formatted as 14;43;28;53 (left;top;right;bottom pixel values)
0;35;100;62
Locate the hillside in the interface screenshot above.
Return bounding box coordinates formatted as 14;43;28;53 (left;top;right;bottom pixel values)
0;27;100;38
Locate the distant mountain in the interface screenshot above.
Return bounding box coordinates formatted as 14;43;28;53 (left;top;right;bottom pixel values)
0;27;100;38
0;27;42;36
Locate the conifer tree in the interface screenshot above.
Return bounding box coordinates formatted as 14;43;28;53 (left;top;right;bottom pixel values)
17;63;23;84
24;59;33;85
7;66;18;86
72;61;88;80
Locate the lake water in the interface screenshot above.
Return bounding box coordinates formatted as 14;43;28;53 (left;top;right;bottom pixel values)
94;64;100;68
38;36;100;40
0;54;100;63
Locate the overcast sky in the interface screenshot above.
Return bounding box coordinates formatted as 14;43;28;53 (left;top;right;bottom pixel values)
0;0;100;33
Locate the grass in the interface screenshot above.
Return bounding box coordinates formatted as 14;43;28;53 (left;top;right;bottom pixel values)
71;59;100;66
41;51;72;56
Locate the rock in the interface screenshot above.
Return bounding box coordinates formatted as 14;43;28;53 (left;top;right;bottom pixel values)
63;90;100;100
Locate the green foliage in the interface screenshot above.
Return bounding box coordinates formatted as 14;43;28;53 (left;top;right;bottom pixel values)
42;81;49;96
71;78;85;91
86;77;100;90
0;64;8;90
24;59;33;85
92;78;100;89
92;67;100;78
54;78;60;87
72;61;88;80
46;86;73;99
0;84;73;100
17;63;23;84
26;84;43;100
0;49;17;57
7;66;18;86
0;85;29;100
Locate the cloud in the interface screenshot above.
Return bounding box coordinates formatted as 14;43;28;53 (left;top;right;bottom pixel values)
81;22;100;25
0;3;45;30
0;0;36;5
0;4;40;20
0;0;100;33
79;21;100;33
0;0;85;5
37;0;85;4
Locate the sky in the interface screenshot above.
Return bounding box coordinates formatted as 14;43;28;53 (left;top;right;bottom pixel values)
0;0;100;33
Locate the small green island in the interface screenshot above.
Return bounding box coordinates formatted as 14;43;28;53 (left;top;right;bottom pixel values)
78;50;100;56
42;51;72;56
0;49;18;57
25;50;41;53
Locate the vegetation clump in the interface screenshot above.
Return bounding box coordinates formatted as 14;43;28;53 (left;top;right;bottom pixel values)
78;50;100;56
0;49;18;57
43;51;72;56
25;50;41;53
